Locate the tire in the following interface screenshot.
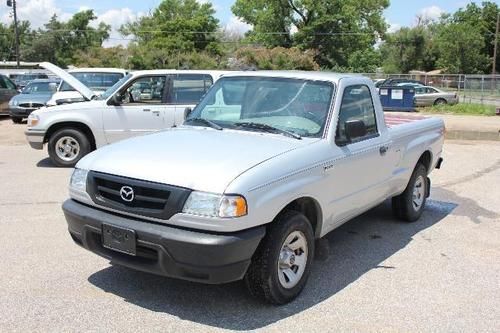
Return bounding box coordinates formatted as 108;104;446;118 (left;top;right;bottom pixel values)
244;210;315;304
434;98;447;106
392;163;428;222
47;128;91;167
11;116;23;124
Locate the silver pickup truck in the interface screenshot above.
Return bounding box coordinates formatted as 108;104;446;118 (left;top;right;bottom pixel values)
62;71;444;304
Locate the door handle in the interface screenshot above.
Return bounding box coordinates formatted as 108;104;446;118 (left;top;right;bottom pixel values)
379;146;389;155
152;110;160;116
143;109;150;112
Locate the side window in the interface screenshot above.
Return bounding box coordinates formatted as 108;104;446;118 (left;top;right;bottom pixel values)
172;74;213;104
0;76;7;89
122;76;166;104
4;77;16;90
336;85;378;144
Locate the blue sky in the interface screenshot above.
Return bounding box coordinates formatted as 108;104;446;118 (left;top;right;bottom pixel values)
0;0;496;46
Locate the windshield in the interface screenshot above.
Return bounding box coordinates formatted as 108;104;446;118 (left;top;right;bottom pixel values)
187;77;335;138
60;72;125;92
22;82;57;94
97;73;133;100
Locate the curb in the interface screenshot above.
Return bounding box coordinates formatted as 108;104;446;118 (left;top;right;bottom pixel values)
445;130;500;141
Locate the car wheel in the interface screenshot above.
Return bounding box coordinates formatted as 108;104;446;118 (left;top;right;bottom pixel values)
392;163;428;222
434;98;447;106
244;210;315;304
48;128;91;167
11;117;23;124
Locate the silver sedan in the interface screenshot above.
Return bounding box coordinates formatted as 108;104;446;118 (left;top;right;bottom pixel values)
414;86;459;106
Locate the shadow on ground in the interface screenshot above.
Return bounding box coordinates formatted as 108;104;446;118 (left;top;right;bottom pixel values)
36;157;58;168
88;198;456;330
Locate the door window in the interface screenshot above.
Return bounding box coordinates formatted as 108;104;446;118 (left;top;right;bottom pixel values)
336;85;378;144
171;74;213;104
0;76;7;89
121;76;166;104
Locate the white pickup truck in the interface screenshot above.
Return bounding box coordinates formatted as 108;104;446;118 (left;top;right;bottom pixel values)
25;64;228;166
62;71;444;304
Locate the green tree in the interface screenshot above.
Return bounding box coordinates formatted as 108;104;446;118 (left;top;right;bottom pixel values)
450;1;499;73
380;25;438;73
232;0;389;68
121;0;221;69
435;22;489;74
21;11;110;66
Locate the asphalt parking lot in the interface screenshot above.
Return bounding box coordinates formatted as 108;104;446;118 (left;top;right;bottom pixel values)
0;117;499;332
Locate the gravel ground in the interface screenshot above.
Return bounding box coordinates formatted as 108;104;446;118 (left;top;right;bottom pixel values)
0;117;499;332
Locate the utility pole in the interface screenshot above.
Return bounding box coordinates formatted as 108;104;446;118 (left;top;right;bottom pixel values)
493;12;499;75
6;0;20;68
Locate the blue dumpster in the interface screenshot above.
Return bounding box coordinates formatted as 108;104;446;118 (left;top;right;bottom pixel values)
379;86;415;112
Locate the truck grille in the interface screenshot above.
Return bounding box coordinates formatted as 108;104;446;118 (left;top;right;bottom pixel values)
87;171;192;220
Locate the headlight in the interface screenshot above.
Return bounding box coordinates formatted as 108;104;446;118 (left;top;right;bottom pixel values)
70;168;89;192
182;191;247;218
27;114;39;127
9;99;18;106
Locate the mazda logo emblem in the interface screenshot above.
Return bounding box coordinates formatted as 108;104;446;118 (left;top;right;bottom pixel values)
120;186;134;202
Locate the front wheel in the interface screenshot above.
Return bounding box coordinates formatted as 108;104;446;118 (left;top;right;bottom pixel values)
244;211;315;304
11;116;23;124
392;163;428;222
48;128;91;167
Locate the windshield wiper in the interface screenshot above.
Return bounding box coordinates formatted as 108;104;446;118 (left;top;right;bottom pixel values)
185;117;223;130
234;122;301;140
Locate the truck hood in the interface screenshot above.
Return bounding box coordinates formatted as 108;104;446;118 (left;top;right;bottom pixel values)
77;127;312;193
40;62;95;101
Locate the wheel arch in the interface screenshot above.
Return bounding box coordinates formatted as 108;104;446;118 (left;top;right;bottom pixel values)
275;196;323;239
417;150;433;173
45;122;96;150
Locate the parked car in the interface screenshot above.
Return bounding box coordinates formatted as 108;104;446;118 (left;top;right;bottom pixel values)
8;79;59;123
379;78;425;87
13;72;49;89
0;74;19;116
42;63;127;106
25;68;229;166
414;86;458;106
61;71;445;304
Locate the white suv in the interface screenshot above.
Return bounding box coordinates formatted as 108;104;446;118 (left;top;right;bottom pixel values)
25;65;229;167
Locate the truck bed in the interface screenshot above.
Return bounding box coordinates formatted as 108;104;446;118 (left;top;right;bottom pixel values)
384;113;428;128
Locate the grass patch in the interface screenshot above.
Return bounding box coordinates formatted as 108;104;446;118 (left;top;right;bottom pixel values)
420;103;497;116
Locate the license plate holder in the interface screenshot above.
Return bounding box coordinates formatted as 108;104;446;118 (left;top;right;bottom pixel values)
102;224;136;256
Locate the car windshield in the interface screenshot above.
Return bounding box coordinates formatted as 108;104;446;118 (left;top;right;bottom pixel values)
186;77;335;138
22;82;56;94
97;74;133;100
60;72;125;92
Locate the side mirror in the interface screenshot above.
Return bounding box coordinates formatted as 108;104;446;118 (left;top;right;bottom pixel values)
109;93;122;106
184;107;193;119
344;119;367;142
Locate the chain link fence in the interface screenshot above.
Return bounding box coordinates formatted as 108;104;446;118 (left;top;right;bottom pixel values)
362;73;500;106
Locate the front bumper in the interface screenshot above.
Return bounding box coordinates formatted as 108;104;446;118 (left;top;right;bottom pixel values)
24;129;45;150
9;107;36;117
62;199;266;284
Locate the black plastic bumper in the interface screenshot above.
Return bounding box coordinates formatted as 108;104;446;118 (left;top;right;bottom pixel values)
9;107;36;117
62;199;266;284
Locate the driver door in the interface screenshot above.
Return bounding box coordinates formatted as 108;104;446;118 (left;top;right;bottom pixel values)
103;75;167;144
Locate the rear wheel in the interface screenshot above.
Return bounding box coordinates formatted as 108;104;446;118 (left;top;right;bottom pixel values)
434;98;447;106
392;163;428;222
48;128;91;167
11;116;23;124
244;211;314;304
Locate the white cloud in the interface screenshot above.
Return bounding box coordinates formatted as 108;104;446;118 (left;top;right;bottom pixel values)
91;8;145;47
419;5;444;21
224;16;252;36
387;22;401;33
0;0;72;28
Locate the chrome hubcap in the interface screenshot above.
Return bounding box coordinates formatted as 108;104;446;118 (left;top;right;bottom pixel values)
412;175;425;211
277;231;308;289
55;136;80;162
